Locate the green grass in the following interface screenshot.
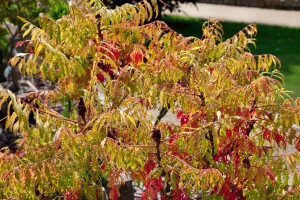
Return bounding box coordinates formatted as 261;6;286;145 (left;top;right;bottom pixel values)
163;15;300;98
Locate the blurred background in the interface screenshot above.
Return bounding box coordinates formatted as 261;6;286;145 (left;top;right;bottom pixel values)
164;1;300;98
196;0;300;10
0;0;299;97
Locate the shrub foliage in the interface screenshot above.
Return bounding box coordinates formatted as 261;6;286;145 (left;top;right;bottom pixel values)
1;0;300;199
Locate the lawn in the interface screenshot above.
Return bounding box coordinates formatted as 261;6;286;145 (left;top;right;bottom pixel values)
163;15;300;98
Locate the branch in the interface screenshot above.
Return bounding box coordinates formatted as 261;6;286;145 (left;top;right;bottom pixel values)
154;106;168;126
106;137;156;148
207;129;215;156
96;14;103;41
3;21;14;38
198;91;205;107
3;151;64;180
158;0;169;7
0;116;7;123
204;121;216;168
168;153;222;176
279;185;300;200
246;98;257;136
38;109;80;125
151;129;162;166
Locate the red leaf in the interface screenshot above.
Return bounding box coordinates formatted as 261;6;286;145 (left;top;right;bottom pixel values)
176;109;183;119
220;184;232;199
233;126;239;133
125;55;132;64
65;191;72;200
111;48;120;60
263;129;271;142
109;186;119;200
226;130;232;138
179;152;189;161
156;177;163;191
144;178;163;199
64;190;79;200
144;159;157;174
15;40;31;48
180;115;189;126
96;73;105;83
141;187;156;200
220;107;224;112
169;133;179;144
131;51;143;65
209;67;214;75
140;191;148;200
266;168;275;184
139;98;144;105
213;152;221;161
100;164;106;170
171;189;189;200
273;132;286;147
246;71;251;80
29;46;34;54
234;154;240;165
218;180;244;200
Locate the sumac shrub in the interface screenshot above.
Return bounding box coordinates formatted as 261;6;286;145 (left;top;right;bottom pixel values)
0;0;300;199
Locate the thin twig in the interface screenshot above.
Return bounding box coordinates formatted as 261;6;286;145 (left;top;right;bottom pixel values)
106;137;156;148
0;116;7;123
168;153;222;176
38;109;80;125
3;151;65;180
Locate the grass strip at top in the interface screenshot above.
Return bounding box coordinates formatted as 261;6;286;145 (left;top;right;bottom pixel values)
163;15;300;98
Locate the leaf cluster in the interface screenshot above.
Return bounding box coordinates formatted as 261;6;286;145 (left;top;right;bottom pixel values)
0;0;300;199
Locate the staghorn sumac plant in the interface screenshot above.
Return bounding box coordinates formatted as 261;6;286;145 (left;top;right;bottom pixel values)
1;0;300;199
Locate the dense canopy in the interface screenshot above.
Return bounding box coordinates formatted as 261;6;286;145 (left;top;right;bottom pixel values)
0;0;299;199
